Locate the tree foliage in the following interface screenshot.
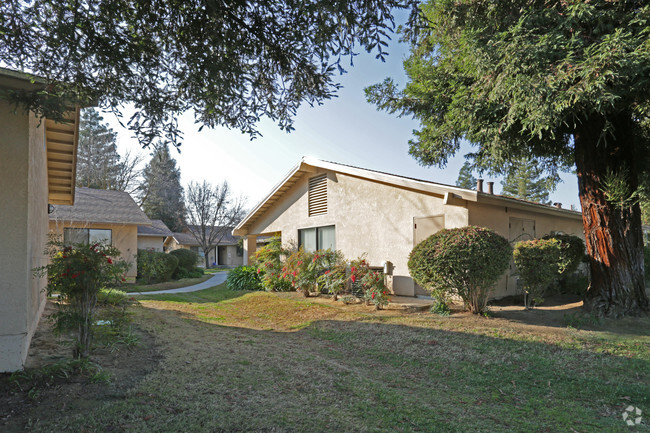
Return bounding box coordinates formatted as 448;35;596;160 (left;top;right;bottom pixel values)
0;0;415;145
76;108;144;194
501;158;557;204
185;180;246;268
140;143;186;232
455;161;477;190
368;0;650;316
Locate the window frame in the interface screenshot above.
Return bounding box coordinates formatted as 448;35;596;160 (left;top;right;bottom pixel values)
63;228;112;246
298;225;335;252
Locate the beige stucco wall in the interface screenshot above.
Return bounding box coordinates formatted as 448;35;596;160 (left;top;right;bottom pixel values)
217;244;243;267
0;104;48;372
245;169;586;300
247;170;470;296
138;236;165;252
468;200;585;298
49;221;139;278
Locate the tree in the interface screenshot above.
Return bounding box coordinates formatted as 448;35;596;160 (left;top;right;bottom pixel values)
501;158;557;204
185;180;245;268
0;0;415;145
455;161;477;190
76;108;144;194
367;1;650;317
140;144;186;232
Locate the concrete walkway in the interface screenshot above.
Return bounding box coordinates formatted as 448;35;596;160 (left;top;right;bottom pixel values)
135;271;229;295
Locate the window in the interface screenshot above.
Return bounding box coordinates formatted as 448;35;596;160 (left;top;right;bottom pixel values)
298;225;335;252
308;174;327;216
63;228;112;246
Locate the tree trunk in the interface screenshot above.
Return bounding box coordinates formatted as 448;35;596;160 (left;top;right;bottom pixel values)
574;116;649;317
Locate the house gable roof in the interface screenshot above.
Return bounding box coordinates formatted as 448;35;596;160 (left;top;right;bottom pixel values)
49;187;150;225
233;157;581;236
138;219;173;237
168;226;240;247
0;68;85;206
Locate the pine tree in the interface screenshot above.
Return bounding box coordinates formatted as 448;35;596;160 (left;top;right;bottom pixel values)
76;108;121;189
500;159;556;204
76;108;143;193
140;143;186;232
455;162;477;190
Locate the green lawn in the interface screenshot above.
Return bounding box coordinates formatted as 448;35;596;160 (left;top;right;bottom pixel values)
22;285;650;432
125;275;212;292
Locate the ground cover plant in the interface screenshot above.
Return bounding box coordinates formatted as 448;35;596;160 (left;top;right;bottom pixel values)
6;283;648;432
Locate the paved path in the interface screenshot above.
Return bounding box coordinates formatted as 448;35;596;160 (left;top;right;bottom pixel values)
135;271;229;295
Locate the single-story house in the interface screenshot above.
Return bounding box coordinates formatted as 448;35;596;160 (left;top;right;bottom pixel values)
49;187;152;279
138;219;173;252
233;157;586;299
0;68;83;372
164;226;244;267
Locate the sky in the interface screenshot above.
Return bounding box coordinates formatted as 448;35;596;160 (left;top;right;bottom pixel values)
104;33;581;212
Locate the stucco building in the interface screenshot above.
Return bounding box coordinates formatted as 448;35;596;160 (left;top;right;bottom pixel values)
49;187;151;279
164;227;244;268
233;157;586;299
0;68;81;372
138;219;173;252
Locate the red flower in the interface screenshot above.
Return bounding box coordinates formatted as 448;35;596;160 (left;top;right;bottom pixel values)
324;270;330;275
351;266;356;273
371;292;376;299
107;258;113;264
292;281;295;287
297;261;303;265
257;268;261;274
382;291;386;295
292;271;297;276
351;275;356;283
121;277;126;282
312;257;316;263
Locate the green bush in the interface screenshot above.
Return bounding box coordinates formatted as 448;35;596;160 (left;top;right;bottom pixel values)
97;288;128;306
541;234;586;276
226;266;263;291
137;249;178;283
254;237;293;292
408;226;511;314
170;249;199;277
513;238;563;309
174;266;205;279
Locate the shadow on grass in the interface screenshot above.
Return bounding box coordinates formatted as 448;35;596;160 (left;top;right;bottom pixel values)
134;283;251;304
42;299;650;433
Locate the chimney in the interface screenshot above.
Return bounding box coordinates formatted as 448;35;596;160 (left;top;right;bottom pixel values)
487;181;494;195
553;202;562;209
476;178;484;193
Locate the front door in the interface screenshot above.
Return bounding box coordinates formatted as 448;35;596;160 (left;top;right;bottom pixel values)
412;215;445;296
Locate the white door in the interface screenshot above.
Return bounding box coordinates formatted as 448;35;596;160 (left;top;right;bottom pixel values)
412;215;445;296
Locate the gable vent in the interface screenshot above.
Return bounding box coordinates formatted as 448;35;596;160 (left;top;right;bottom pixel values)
308;174;327;216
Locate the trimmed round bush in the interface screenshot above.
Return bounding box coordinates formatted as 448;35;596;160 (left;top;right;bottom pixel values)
541;234;586;276
160;253;179;281
226;266;263;291
170;248;199;274
408;226;512;314
513;238;563;309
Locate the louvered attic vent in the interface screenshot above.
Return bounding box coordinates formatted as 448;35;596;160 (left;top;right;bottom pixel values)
308;174;327;216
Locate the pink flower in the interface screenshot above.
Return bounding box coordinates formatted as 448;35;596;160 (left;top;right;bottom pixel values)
257;268;261;274
292;271;297;276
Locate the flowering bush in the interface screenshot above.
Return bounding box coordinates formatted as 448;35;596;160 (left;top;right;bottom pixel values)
348;256;370;286
283;248;322;296
35;240;129;358
317;250;347;300
361;270;390;310
254;237;292;291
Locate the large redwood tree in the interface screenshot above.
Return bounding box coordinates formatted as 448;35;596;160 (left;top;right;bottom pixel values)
367;0;650;316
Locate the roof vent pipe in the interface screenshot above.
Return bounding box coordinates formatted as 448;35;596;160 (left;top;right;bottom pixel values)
476;178;484;193
554;202;562;209
487;181;494;195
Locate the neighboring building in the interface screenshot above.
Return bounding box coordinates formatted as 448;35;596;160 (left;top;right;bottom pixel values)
138;219;173;252
0;68;82;372
233;157;586;299
49;187;151;279
164;226;244;268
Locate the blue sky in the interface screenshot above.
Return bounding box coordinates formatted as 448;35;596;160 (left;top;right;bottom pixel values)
107;34;580;211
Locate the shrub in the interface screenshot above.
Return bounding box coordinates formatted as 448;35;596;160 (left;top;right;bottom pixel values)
254;237;293;292
170;249;199;277
97;288;128;306
541;234;586;276
361;270;390;310
513;238;563;309
174;266;205;279
227;266;263;291
317;250;347;300
408;226;511;314
283;248;319;296
137;249;178;283
34;241;129;358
